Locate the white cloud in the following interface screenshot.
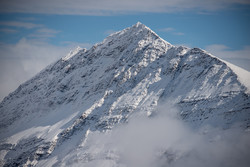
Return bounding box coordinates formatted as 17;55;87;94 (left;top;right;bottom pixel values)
0;28;18;33
29;28;61;38
36;28;60;34
17;17;37;21
173;32;184;36
159;27;174;32
159;27;184;36
0;38;91;101
0;21;43;29
0;0;249;15
0;20;62;40
205;44;250;71
0;20;61;40
205;45;250;60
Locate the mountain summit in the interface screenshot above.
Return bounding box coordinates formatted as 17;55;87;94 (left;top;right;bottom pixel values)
0;23;250;166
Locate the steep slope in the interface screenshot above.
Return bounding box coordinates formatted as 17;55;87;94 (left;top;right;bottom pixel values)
0;22;249;167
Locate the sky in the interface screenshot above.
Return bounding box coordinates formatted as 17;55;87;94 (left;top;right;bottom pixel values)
0;0;250;101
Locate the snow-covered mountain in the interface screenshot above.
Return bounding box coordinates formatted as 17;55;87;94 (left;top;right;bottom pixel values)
0;22;250;167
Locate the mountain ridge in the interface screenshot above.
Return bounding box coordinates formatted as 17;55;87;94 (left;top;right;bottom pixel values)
0;22;249;167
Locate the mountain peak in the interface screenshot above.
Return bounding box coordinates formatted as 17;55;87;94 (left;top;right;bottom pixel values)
130;21;154;34
105;22;156;39
133;21;145;28
96;22;172;55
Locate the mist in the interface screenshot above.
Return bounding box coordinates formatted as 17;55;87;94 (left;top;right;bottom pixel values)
62;105;250;167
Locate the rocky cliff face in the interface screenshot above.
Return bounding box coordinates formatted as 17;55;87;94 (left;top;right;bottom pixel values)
0;22;249;167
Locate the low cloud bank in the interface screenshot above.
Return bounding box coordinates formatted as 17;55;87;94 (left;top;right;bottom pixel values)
62;105;250;167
